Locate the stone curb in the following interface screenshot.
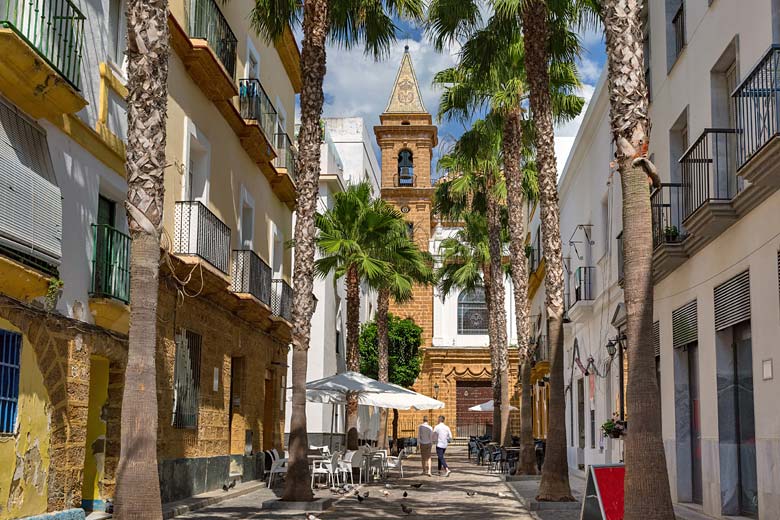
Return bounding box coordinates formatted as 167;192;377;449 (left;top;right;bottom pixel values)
504;479;582;512
163;481;267;519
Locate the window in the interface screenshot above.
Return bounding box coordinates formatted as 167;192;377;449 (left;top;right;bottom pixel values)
590;409;596;449
406;222;414;240
397;149;414;186
0;330;22;434
673;3;685;57
245;37;260;80
457;287;488;335
183;118;210;202
666;0;685;69
577;378;585;449
240;187;254;249
173;329;202;429
109;0;127;67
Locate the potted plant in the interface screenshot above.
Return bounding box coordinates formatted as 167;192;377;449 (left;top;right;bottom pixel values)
664;225;680;242
601;413;627;439
524;244;534;258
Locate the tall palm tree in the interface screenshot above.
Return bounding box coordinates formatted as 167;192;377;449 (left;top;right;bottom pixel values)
438;121;512;445
315;183;407;449
598;1;674;517
251;0;424;501
373;228;433;449
433;16;582;455
113;0;168;517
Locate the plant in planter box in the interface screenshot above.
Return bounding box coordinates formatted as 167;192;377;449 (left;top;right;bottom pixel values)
601;412;627;438
664;225;680;242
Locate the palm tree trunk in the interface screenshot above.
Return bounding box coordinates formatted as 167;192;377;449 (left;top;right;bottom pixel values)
486;172;510;446
502;109;535;470
345;264;361;449
522;0;573;501
483;264;501;441
283;0;329;503
114;0;167;515
377;287;390;449
601;2;674;517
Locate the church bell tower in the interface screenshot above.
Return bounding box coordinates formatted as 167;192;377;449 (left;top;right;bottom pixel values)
374;46;438;347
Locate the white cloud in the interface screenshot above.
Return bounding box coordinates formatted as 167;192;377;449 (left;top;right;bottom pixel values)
578;57;602;84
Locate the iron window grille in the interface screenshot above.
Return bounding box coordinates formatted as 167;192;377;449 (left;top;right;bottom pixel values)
0;329;22;434
172;329;202;429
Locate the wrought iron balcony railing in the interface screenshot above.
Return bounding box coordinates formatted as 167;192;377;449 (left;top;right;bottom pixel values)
734;45;780;168
651;183;687;249
572;266;595;305
273;130;297;181
679;128;740;221
231;249;271;306
1;0;85;88
271;279;292;322
534;335;549;362
174;201;231;274
90;224;130;303
239;78;277;141
189;0;237;78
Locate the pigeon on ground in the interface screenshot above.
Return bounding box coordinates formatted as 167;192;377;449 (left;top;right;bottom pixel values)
356;494;365;503
401;504;414;516
403;491;408;498
305;514;321;520
222;483;229;492
385;483;394;489
466;491;478;497
382;490;390;497
410;483;423;489
228;480;236;489
497;491;511;499
363;491;369;498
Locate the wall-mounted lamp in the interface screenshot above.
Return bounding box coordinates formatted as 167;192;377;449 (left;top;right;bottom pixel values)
605;332;627;357
433;383;440;399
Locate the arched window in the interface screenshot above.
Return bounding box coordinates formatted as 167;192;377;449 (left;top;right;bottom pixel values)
397;149;414;186
458;287;488;335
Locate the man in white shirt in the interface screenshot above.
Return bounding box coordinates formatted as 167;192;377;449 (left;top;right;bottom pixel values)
432;415;453;476
417;416;434;476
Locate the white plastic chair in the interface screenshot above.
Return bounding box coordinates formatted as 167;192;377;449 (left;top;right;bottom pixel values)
267;457;288;488
338;450;356;485
386;448;407;478
311;451;340;489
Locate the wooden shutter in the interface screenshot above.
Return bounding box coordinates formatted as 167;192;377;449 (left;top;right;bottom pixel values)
714;270;751;331
0;99;61;265
653;321;660;357
672;300;698;348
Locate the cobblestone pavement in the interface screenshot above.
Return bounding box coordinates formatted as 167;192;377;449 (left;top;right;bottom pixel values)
173;446;542;519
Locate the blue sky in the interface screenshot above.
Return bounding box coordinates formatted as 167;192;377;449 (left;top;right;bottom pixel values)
299;16;607;177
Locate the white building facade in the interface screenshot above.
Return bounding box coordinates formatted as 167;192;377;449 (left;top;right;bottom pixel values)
285;117;381;446
560;1;780;518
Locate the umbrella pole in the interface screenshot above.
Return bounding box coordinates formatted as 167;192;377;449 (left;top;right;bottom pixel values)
330;404;335;451
383;409;389;451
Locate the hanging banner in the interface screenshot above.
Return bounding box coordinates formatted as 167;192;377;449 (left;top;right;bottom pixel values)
580;464;625;520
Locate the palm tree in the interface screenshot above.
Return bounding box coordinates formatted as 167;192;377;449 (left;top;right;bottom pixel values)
372;227;433;450
598;1;674;517
113;0;168;517
315;183;407;449
438;121;513;445
251;0;424;501
432;16;582;457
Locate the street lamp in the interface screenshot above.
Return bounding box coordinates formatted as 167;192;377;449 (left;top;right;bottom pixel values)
606;339;617;357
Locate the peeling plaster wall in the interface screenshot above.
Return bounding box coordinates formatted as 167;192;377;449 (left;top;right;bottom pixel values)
0;318;51;520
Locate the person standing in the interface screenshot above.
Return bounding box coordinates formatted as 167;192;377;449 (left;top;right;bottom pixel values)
432;415;453;477
417;416;434;476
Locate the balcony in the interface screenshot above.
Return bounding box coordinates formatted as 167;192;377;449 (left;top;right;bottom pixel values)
0;0;87;118
168;0;237;101
173;201;231;275
734;45;780;190
650;183;689;280
533;335;549;363
572;267;594;304
239;79;277;141
231;249;271;306
90;225;130;303
680;128;741;250
271;279;293;323
271;130;297;204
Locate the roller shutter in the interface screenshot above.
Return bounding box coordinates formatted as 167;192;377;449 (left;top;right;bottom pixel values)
714;270;751;331
672;300;698;348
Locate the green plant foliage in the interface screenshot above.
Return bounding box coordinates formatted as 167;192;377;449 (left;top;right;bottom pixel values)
359;313;423;388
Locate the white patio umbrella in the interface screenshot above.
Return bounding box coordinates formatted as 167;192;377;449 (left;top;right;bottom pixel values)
469;399;518;412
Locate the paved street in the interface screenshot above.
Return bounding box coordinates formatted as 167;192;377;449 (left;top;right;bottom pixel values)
173;447;545;519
